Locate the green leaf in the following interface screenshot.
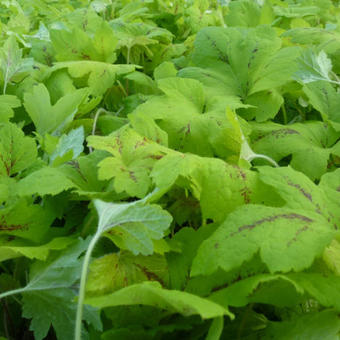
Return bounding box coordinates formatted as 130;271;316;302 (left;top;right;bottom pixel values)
179;26;299;113
210;272;340;311
323;240;340;275
151;153;282;222
17;166;76;196
52;61;135;96
85;281;233;319
49;126;84;166
258;166;340;227
94;199;172;255
23;237;90;292
0;122;37;176
0;236;74;262
0;199;54;243
166;225;218;290
263;310;340;340
192;204;333;276
303;80;340;131
86;251;168;296
294;49;336;84
88;128;166;198
51;21;117;63
0;35;34;94
23;83;88;135
22;289;102;340
0;94;21;122
251;121;340;179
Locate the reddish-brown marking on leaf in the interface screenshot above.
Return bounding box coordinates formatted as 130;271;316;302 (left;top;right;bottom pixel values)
287;225;309;247
135;264;166;287
230;213;313;237
129;171;137;182
253;129;299;143
134;140;145;149
185;123;191;136
147;154;164;160
240;187;251;204
285;178;313;202
81;53;91;60
0;221;28;232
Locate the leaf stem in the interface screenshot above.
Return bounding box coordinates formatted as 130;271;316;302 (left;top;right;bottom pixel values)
88;108;108;153
0;287;26;300
74;232;100;340
249;154;279;167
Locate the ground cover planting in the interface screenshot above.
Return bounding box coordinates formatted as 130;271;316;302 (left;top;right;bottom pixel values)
1;0;340;339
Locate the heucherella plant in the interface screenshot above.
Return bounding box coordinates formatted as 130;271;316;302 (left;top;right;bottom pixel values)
1;0;340;339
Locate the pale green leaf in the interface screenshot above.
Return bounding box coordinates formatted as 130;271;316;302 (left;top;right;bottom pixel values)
85;281;233;319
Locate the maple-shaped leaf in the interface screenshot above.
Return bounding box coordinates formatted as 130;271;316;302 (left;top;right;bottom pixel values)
23;83;88;135
0;122;37;176
258;166;340;227
130;77;249;159
0;94;21;122
85;281;233;319
86;251;168;296
52;61;135;96
250;121;340;179
0;35;34;94
51;21;117;63
151;153;283;222
88;127;166;198
192;204;332;276
111;20;173;65
178;26;299;121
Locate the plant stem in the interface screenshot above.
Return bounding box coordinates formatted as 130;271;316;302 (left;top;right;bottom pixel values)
74;232;100;340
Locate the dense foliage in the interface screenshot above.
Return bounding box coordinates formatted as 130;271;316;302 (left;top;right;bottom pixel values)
1;0;340;339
